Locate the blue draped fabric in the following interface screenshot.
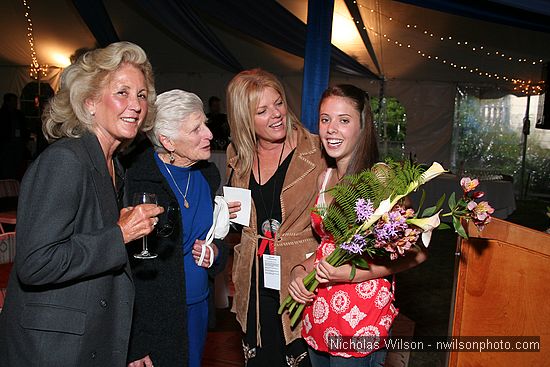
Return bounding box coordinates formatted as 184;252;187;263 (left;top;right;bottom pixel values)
187;0;378;79
133;0;243;73
72;0;119;47
300;0;334;132
395;0;550;33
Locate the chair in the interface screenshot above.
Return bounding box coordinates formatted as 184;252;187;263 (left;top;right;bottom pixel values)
0;232;16;265
0;180;19;233
0;232;15;312
0;179;20;198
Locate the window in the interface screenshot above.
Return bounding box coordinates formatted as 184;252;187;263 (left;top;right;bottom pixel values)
371;97;407;160
453;87;550;197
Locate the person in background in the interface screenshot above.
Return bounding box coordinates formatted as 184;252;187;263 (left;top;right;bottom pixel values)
206;96;230;150
0;93;30;179
288;85;428;367
225;68;326;367
0;41;162;367
126;89;227;367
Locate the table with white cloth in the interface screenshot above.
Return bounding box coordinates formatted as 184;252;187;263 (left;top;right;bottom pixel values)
409;173;517;220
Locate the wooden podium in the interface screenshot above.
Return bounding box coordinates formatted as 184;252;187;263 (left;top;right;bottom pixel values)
448;218;550;366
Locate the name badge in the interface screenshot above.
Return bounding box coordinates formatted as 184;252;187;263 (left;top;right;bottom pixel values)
263;254;281;290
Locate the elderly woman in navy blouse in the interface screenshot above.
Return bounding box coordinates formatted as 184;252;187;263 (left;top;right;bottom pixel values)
126;89;226;367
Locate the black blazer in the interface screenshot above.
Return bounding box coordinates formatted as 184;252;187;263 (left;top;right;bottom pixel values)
0;133;134;367
125;148;227;367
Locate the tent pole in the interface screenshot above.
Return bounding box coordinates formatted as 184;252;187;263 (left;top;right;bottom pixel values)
520;94;530;200
300;0;334;133
377;79;387;158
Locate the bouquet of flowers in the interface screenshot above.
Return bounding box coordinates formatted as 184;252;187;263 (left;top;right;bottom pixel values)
278;161;494;327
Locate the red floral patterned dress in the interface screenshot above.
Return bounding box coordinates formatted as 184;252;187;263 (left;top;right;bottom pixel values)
301;169;398;358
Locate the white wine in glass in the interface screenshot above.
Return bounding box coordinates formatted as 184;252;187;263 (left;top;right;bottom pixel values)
133;192;158;259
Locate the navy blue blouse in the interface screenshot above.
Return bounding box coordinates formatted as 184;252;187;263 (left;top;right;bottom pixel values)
155;153;213;305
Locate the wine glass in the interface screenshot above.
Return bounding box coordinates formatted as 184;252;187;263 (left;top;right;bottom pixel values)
133;192;158;259
157;203;179;238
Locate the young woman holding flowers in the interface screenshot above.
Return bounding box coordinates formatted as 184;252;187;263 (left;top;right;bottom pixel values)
288;85;428;366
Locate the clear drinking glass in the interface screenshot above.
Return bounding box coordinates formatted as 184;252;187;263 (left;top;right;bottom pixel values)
133;192;158;259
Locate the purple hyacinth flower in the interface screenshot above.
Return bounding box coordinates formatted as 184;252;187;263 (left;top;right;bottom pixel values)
355;198;374;223
340;234;366;254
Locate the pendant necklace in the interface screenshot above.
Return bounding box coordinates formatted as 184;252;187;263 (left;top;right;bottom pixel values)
256;141;285;252
162;160;191;209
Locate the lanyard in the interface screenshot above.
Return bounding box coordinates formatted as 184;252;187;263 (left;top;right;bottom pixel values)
256;141;285;257
258;231;275;257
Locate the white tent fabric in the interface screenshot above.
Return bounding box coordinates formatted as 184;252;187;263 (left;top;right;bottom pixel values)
1;0;549;166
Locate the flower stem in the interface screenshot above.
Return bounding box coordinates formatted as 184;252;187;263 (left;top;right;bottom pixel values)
290;304;305;327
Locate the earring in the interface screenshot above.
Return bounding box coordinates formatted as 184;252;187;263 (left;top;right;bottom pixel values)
91;111;95;117
169;151;175;164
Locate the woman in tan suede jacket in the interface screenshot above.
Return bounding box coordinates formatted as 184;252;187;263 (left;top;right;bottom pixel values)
225;69;326;367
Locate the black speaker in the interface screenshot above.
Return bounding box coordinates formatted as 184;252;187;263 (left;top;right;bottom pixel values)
536;62;550;130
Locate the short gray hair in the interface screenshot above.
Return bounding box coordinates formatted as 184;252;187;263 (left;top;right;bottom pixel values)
148;89;204;153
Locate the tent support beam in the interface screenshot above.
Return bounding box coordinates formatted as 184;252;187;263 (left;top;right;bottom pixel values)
520;94;531;199
300;0;334;132
343;0;382;76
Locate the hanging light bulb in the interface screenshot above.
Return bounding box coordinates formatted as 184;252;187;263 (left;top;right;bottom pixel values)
22;0;47;79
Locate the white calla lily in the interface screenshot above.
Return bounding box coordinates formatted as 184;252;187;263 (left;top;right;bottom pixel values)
407;211;442;248
373;198;392;217
358;197;393;231
420;162;446;184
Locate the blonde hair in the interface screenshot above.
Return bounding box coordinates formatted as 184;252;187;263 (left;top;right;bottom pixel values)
42;41;156;142
226;68;300;176
148;89;204;153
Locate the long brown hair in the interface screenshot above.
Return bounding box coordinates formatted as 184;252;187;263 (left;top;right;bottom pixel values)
319;84;379;175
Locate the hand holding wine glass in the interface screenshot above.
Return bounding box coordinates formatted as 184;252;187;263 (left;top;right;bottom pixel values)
117;193;164;254
132;193;160;259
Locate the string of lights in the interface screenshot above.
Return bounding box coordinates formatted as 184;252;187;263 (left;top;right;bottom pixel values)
354;1;544;66
348;1;544;94
380;32;543;91
22;0;47;79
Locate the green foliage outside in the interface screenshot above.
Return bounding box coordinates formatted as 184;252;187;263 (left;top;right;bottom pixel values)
371;97;407;160
454;92;550;196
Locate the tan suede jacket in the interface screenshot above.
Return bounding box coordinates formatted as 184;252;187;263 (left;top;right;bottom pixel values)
227;125;326;345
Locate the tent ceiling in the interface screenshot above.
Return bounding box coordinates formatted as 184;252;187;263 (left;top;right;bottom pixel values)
0;0;96;67
1;0;550;89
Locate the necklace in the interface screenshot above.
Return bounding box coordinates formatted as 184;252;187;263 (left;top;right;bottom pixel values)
162;160;191;209
256;141;285;256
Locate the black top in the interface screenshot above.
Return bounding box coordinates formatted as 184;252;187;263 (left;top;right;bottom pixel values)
249;150;294;289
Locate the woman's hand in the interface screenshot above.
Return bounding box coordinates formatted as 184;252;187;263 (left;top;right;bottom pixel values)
227;200;241;220
118;204;164;244
127;355;154;367
288;264;315;304
192;239;218;268
315;259;352;284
